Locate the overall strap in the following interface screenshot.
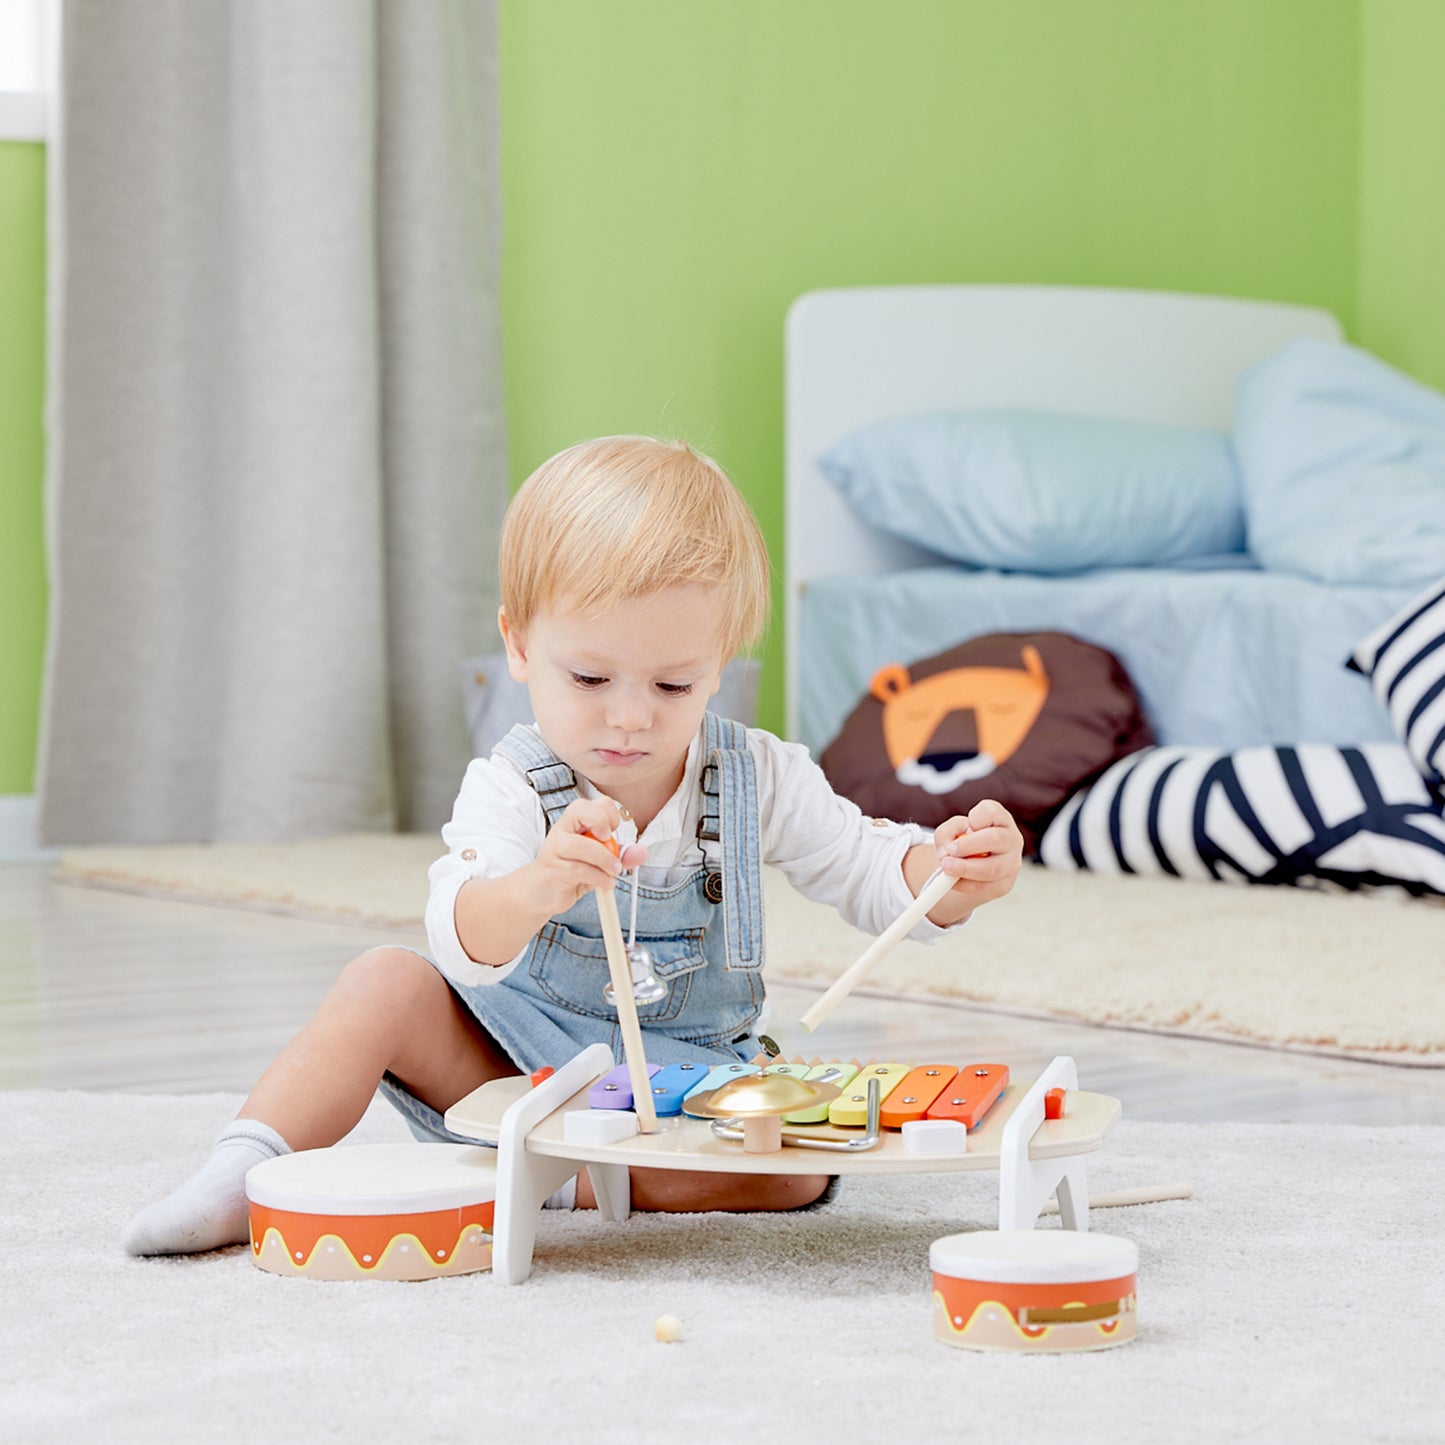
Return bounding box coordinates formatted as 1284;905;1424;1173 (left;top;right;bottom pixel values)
493;724;580;831
698;711;761;968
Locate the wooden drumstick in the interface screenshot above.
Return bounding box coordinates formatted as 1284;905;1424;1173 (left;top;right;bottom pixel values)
799;867;956;1032
1042;1181;1195;1213
594;884;658;1133
586;832;659;1133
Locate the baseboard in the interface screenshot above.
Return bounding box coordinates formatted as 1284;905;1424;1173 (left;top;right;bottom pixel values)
0;794;58;861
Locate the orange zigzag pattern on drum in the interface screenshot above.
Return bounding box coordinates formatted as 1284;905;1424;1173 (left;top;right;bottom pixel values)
249;1200;495;1273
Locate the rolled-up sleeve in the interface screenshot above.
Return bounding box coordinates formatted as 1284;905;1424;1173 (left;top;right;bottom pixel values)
752;732;960;943
424;755;546;988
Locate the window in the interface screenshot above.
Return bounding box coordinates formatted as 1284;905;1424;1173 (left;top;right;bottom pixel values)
0;0;50;141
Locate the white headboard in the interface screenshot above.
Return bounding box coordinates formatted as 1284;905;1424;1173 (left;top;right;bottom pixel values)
783;284;1344;740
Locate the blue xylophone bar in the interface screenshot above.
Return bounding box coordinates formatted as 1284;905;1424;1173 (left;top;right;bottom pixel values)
646;1061;715;1116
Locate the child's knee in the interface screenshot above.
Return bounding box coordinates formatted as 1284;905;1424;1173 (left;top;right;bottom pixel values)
335;946;442;1012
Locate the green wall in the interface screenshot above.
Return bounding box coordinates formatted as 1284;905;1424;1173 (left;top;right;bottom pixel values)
1358;0;1445;393
3;1;1443;789
0;141;47;795
498;0;1362;733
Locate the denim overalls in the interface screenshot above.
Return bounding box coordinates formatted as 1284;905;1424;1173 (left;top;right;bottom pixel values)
382;712;766;1143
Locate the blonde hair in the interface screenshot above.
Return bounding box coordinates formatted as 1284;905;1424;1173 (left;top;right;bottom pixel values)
500;436;771;658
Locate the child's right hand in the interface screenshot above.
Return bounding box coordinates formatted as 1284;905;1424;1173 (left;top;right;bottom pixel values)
524;798;648;915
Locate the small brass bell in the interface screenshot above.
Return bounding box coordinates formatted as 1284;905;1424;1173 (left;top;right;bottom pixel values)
603;871;667;1007
604;942;668;1007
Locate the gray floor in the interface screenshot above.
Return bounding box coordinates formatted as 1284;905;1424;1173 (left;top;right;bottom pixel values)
3;861;1443;1123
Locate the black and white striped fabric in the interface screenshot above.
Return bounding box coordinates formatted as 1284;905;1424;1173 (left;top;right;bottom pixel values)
1039;741;1445;896
1348;576;1445;786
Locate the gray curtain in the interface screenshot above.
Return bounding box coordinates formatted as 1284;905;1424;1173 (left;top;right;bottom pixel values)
37;0;505;844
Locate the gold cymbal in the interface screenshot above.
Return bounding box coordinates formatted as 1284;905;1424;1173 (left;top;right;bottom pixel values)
682;1073;842;1119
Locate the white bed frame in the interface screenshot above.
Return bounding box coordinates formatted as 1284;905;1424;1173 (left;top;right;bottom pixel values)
783;284;1344;742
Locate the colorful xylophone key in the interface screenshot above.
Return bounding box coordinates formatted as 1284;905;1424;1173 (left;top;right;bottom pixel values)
829;1063;911;1126
923;1064;1009;1128
691;1060;760;1093
776;1062;858;1123
646;1060;715;1117
589;1062;661;1110
878;1064;960;1129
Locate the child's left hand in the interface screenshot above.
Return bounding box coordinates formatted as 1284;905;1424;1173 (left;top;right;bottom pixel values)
934;799;1024;911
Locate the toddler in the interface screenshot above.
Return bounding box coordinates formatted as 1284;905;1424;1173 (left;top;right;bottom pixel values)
124;435;1023;1253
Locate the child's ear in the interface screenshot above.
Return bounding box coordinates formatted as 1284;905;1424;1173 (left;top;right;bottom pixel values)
498;607;528;681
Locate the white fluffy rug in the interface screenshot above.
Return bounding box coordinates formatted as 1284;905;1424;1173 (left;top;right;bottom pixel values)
2;1090;1440;1444
54;834;1445;1064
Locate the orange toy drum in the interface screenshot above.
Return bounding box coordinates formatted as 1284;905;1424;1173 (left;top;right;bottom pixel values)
930;1230;1138;1353
246;1143;497;1281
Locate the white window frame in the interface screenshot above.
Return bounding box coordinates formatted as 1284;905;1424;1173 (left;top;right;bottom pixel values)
0;0;54;141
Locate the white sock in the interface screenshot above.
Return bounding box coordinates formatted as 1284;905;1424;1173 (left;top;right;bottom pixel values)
122;1118;291;1256
542;1176;577;1210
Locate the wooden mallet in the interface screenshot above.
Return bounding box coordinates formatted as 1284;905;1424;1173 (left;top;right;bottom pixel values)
798;866;956;1033
590;833;659;1133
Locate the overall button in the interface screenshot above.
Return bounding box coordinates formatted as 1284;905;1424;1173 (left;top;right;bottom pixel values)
703;871;725;904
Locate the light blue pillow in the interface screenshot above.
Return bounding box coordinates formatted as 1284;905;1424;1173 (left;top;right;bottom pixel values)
1234;338;1445;585
818;409;1244;573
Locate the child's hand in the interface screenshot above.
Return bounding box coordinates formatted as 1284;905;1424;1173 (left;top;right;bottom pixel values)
525;798;649;915
934;799;1024;911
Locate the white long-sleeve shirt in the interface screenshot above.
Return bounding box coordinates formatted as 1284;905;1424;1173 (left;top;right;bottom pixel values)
425;722;957;990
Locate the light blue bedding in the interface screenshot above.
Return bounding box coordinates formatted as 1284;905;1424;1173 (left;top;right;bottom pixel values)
819;409;1244;573
1235;338;1445;585
797;565;1417;756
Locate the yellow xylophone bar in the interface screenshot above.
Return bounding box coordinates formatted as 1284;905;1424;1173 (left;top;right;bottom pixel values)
829;1063;911;1127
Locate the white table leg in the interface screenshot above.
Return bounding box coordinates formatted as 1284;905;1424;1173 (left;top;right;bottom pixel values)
585;1162;631;1222
997;1055;1091;1232
1053;1160;1090;1232
492;1155;586;1286
492;1044;615;1285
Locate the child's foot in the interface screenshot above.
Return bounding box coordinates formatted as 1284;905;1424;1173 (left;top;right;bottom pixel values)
122;1119;290;1256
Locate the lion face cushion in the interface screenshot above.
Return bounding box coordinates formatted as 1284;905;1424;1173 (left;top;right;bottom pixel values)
819;631;1154;853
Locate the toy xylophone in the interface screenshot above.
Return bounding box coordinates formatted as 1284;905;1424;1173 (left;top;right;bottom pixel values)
443;1044;1123;1285
585;1056;1010;1132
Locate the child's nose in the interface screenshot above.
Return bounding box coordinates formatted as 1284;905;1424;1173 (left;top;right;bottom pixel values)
607;687;653;733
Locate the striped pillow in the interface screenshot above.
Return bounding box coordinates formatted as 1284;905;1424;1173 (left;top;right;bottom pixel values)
1038;742;1445;897
1349;577;1445;786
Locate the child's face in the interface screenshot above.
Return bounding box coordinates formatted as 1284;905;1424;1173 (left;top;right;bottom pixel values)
500;584;729;820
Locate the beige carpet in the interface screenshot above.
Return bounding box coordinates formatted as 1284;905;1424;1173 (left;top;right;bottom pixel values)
55;834;1445;1065
7;1089;1442;1444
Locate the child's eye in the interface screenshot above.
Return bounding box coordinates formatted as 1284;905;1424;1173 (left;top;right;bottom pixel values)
570;673;607;689
657;682;694;697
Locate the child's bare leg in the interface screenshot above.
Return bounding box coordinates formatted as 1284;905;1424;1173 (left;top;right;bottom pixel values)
575;1165;832;1212
240;946;515;1150
123;947;512;1255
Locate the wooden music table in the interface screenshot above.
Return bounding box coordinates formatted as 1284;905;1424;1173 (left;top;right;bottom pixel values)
444;1044;1122;1284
